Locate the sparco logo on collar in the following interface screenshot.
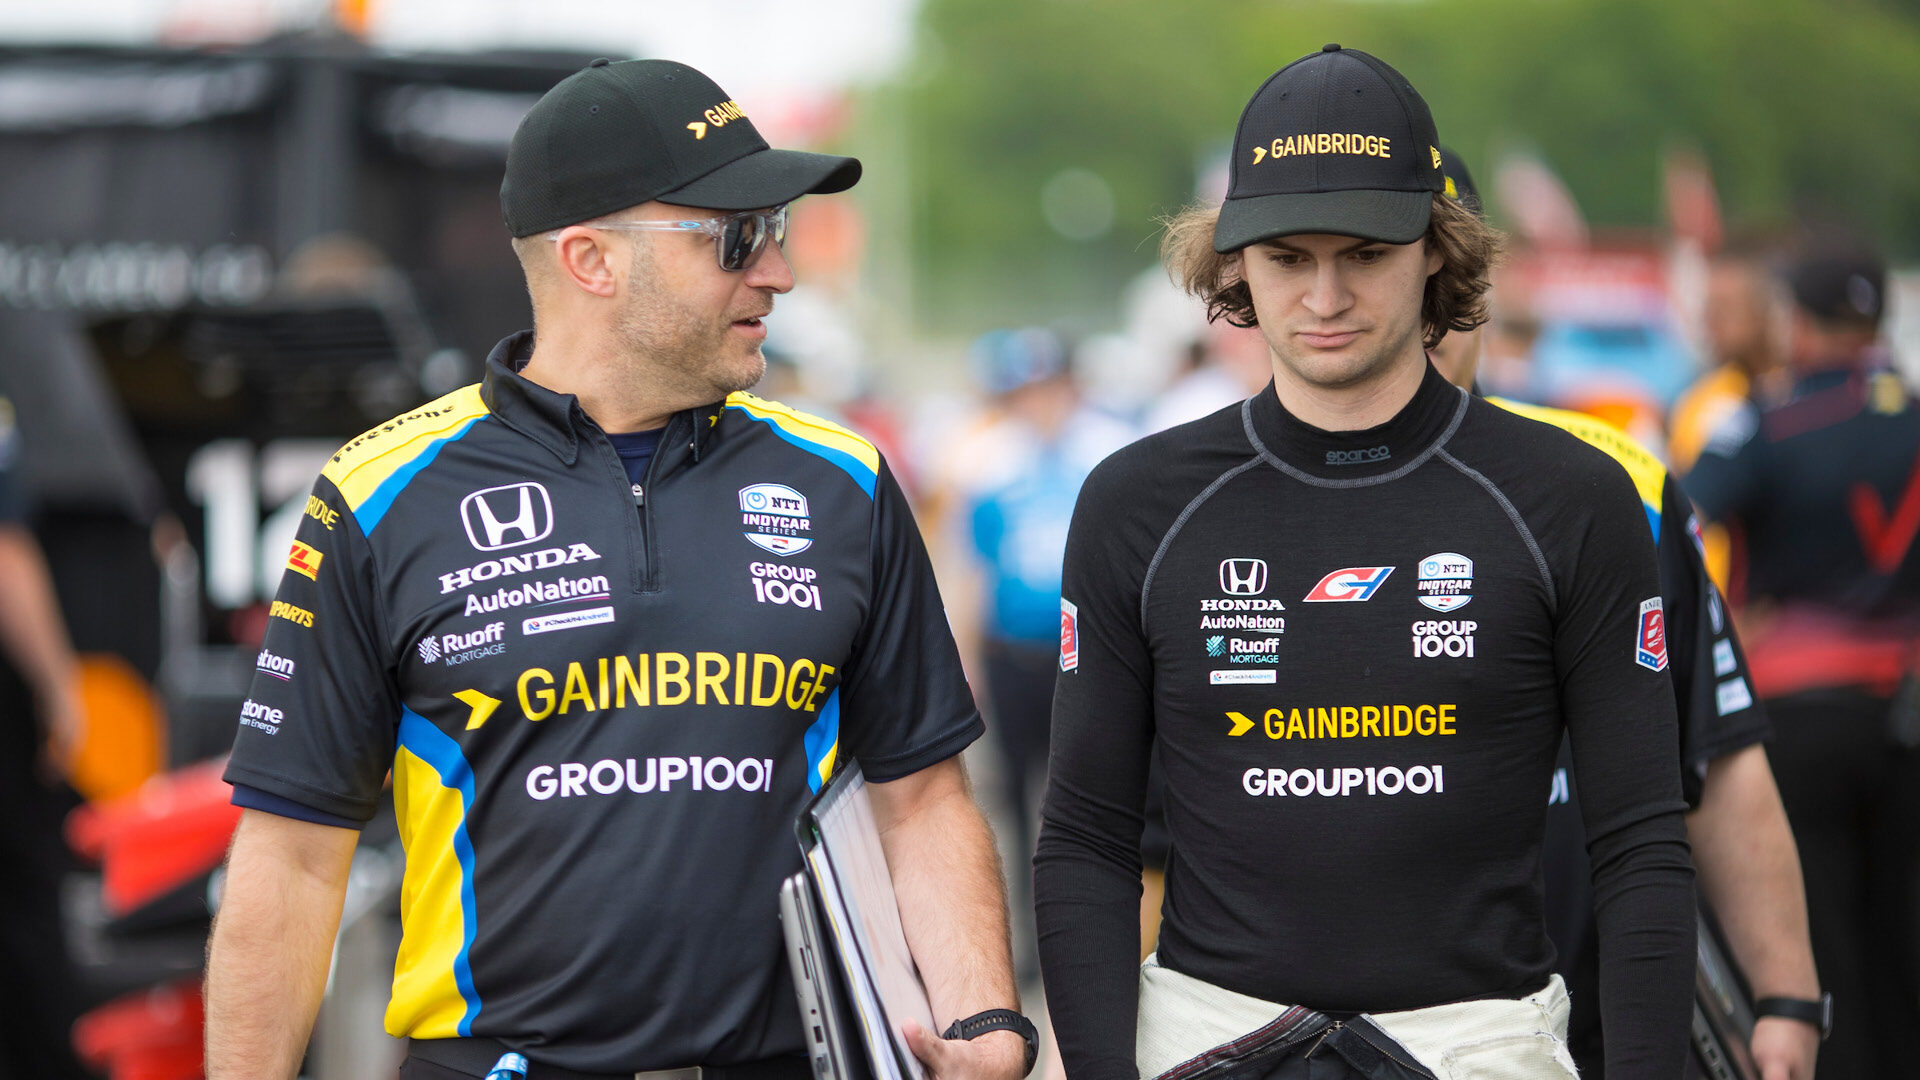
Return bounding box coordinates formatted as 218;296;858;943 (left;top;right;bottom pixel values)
1219;558;1269;596
1325;446;1391;466
461;482;554;551
740;482;813;556
440;544;602;594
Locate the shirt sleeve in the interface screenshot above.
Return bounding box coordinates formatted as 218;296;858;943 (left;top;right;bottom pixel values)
1658;478;1768;795
835;456;984;782
1549;459;1697;1078
222;472;403;823
1680;402;1762;524
230;783;363;829
1034;455;1155;1080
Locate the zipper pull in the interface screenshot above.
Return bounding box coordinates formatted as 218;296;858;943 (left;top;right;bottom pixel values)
631;483;645;506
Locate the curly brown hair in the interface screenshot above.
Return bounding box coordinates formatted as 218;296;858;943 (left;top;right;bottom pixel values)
1161;195;1503;350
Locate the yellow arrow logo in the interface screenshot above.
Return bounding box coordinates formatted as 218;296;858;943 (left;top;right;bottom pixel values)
1226;711;1254;737
1251;145;1267;164
687;121;708;140
455;688;503;731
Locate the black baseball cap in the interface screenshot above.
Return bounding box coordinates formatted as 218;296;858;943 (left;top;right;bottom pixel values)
1437;146;1481;215
502;58;862;238
1214;44;1446;252
1783;245;1886;327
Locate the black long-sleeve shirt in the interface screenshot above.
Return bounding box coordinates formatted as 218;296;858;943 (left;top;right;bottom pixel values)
1036;365;1694;1080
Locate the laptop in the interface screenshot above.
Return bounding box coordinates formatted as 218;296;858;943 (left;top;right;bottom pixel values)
780;871;863;1080
1689;907;1760;1080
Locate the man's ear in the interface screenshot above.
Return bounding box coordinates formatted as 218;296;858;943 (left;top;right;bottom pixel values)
1424;238;1443;279
551;227;621;299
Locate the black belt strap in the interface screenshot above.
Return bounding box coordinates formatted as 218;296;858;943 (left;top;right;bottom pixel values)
407;1038;813;1080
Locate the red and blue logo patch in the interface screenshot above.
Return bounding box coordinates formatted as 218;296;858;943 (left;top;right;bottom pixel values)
1303;566;1395;603
1636;597;1669;672
1060;597;1080;672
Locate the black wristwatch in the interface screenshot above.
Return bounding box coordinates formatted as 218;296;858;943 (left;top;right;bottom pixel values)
1754;994;1833;1040
943;1009;1038;1077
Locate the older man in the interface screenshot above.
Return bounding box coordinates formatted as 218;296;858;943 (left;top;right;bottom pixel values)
206;58;1033;1080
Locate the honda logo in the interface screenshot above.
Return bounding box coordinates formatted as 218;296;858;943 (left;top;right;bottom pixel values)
461;483;554;551
1219;558;1268;596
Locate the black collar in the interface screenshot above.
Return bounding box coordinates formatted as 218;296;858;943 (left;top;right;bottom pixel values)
479;330;724;466
1244;361;1469;485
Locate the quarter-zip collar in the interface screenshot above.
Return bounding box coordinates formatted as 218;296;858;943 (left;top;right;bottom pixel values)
479;329;726;467
1245;359;1468;485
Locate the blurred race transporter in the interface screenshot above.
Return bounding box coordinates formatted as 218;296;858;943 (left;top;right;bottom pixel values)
204;58;1031;1080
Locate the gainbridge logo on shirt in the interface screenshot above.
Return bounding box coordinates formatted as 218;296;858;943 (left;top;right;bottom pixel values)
512;649;838;721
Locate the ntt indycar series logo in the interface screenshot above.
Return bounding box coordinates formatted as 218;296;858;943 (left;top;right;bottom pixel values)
527;755;775;800
1416;552;1473;612
740;483;812;556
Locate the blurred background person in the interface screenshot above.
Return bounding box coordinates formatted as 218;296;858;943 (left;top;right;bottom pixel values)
1668;245;1791;473
0;391;92;1078
951;327;1130;980
1686;240;1916;1079
1139;319;1271;434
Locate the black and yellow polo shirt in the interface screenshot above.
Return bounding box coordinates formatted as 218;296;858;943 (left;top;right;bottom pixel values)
224;331;982;1071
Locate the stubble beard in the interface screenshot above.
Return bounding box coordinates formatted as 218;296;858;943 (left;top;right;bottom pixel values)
612;244;769;403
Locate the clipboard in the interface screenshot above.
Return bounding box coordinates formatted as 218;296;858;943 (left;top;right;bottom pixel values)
792;761;936;1080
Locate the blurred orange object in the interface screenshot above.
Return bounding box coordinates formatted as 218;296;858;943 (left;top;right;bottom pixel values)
68;653;166;802
334;0;372;36
67;759;241;917
72;979;204;1080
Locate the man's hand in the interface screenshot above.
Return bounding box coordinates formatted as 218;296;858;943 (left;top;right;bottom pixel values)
1750;1016;1818;1080
36;674;84;781
1688;746;1821;1080
902;1018;1027;1080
